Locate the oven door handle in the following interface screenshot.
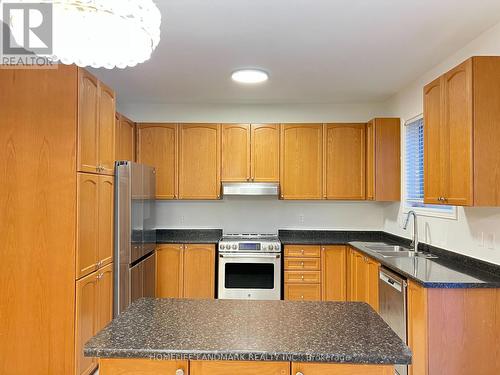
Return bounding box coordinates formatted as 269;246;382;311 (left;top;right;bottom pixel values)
219;253;281;259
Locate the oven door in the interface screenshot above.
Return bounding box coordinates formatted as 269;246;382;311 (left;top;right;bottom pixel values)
218;253;281;300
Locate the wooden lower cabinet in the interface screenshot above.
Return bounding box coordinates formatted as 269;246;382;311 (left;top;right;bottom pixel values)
407;282;500;375
347;247;379;312
156;244;184;298
75;264;114;375
191;361;290;375
156;244;215;299
292;362;394;375
100;358;188;375
321;246;347;301
98;360;394;375
285;283;321;301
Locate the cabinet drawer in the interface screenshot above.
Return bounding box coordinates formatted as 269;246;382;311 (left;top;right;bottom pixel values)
284;257;321;271
285;245;320;258
285;284;321;301
285;271;321;284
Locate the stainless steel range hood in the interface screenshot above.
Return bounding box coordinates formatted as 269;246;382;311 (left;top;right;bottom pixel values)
222;182;280;196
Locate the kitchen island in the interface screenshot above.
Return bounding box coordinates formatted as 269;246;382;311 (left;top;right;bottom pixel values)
85;298;411;375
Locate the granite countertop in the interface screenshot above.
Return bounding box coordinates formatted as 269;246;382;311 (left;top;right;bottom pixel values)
85;298;411;365
278;229;500;288
156;229;222;244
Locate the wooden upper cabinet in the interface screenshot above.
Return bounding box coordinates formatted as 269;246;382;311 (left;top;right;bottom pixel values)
280;124;323;199
98;82;116;175
97;263;113;332
424;56;500;206
251;124;280;182
98;175;114;267
116;113;135;162
137;124;177;199
222;124;250;181
78;69;115;175
321;246;347;301
75;271;98;375
325;124;366;200
366;118;401;201
423;77;444;205
179;124;221;200
443;61;473;206
156;244;183;298
183;244;215;299
77;173;99;279
78;69;99;173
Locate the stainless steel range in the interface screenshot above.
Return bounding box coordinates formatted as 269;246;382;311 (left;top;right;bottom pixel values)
218;233;281;300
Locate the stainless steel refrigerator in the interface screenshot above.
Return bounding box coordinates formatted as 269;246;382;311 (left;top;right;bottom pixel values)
114;161;156;316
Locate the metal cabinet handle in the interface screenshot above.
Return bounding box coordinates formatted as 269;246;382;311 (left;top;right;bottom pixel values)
301;249;304;254
175;369;185;375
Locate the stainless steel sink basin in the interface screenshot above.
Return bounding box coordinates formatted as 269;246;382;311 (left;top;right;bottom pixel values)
376;251;438;259
365;244;412;252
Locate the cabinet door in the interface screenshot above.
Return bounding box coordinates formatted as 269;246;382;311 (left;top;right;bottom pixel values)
222;124;250;181
98;175;114;267
285;283;321;301
280;124;323;199
156;244;183;298
251;124;280;182
100;359;188;375
98;82;116;175
137;124;177;199
183;244;215;299
366;257;380;312
366;120;375;200
97;263;113;332
407;281;428;375
353;251;367;303
325;124;366;200
321;246;346;301
179;124;221;199
78;69;99;173
77;173;99;278
292;362;394;375
75;271;98;375
191;360;290;375
424;77;444;204
442;60;473;206
116;114;135;162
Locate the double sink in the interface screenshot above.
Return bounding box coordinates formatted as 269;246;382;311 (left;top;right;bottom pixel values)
364;244;438;259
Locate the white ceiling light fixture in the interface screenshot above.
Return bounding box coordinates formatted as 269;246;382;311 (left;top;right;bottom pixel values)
232;69;269;84
7;0;162;69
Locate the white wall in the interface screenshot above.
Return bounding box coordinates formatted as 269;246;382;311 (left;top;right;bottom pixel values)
382;21;500;265
118;102;382;123
156;198;385;233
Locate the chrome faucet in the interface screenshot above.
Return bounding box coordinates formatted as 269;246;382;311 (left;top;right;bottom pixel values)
403;210;419;252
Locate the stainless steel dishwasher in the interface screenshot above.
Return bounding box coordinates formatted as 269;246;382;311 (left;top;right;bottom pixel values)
379;267;408;375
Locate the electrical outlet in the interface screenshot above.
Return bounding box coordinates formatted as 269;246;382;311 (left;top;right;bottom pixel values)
478;232;485;247
486;233;495;250
180;215;185;225
299;215;305;225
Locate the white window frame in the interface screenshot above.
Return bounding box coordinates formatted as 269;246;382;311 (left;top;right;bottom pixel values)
403;114;457;220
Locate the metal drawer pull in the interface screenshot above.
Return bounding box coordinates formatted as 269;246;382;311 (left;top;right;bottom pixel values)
296;372;304;375
175;369;184;375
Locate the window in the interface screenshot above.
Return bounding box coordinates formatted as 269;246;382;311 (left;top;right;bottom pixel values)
404;115;456;219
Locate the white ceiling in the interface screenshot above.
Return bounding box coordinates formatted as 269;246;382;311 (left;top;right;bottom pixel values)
92;0;500;106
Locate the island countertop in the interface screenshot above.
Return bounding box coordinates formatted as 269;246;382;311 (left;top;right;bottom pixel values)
85;298;411;365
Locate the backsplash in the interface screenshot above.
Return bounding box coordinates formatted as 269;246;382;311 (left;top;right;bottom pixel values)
155;197;385;233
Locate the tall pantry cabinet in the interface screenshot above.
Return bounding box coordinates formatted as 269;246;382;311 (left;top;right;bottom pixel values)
0;66;115;375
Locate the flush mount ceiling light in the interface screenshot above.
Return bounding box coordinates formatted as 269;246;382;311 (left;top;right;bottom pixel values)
231;69;269;84
7;0;161;69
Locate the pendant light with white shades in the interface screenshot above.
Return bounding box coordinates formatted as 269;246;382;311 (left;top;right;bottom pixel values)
4;0;162;69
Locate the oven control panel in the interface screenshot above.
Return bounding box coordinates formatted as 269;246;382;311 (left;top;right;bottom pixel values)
218;241;281;253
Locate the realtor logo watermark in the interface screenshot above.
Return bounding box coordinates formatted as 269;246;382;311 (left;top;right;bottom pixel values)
1;1;56;68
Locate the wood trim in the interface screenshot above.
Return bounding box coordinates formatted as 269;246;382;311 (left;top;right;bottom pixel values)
407;281;428;375
292;362;394;374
